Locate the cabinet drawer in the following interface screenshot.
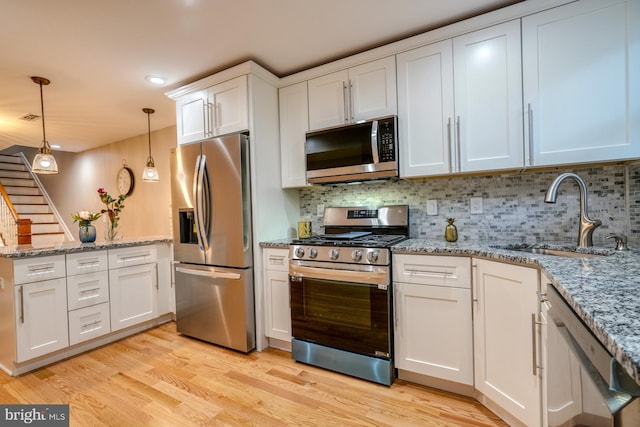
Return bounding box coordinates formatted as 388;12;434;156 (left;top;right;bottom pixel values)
67;271;110;310
66;251;108;276
68;302;111;345
14;255;66;285
393;254;471;288
263;248;289;272
108;246;157;269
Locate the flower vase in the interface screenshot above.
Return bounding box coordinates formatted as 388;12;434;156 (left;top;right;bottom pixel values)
105;220;120;241
78;223;97;243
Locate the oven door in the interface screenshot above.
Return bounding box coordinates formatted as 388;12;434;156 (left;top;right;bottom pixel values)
289;260;391;359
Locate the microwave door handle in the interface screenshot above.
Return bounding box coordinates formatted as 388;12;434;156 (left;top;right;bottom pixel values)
371;120;380;164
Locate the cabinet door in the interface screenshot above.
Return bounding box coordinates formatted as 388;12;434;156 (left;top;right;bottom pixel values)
15;278;68;362
523;0;640;166
308;70;349;130
263;249;291;342
175;89;208;145
279;82;310;188
453;20;524;172
109;263;157;332
395;282;473;385
473;259;541;427
397;40;455;177
349;56;397;122
209;75;248;137
264;269;291;342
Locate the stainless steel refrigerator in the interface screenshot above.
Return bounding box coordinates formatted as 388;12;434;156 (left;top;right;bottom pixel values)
170;133;255;352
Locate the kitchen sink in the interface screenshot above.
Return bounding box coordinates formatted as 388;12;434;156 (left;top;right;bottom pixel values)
494;245;611;258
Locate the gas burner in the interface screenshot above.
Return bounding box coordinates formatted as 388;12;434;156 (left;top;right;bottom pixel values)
292;234;407;248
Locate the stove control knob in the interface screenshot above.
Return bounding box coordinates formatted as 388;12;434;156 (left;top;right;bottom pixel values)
294;247;305;258
309;248;318;259
329;248;340;260
367;251;379;263
351;250;363;261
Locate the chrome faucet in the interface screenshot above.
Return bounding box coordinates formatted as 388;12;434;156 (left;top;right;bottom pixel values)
544;173;602;247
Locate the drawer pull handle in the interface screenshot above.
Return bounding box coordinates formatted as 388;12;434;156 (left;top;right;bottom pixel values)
27;263;55;273
82;320;102;329
269;256;286;265
119;253;151;263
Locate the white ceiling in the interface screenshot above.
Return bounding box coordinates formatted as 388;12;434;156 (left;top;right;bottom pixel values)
0;0;521;153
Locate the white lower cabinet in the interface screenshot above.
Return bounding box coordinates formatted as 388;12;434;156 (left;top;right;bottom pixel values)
393;255;473;388
109;263;158;332
263;248;291;345
15;277;69;362
472;258;542;427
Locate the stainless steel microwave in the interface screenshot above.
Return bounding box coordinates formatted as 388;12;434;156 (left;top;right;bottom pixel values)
305;116;398;184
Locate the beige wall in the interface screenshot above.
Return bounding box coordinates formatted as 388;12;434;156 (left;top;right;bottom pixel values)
39;126;176;240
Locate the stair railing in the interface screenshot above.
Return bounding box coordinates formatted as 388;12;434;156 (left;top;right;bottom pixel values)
17;152;73;241
0;182;32;246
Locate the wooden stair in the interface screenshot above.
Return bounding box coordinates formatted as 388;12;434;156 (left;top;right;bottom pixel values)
0;153;68;245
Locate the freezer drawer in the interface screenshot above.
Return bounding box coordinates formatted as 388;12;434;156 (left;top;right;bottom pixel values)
174;263;255;353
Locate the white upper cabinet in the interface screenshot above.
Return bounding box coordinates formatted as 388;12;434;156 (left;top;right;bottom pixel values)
175;89;208;145
397;40;455;177
308;56;397;130
175;75;248;145
453;20;524;173
398;20;523;178
279;81;309;188
522;0;640;166
209;75;249;137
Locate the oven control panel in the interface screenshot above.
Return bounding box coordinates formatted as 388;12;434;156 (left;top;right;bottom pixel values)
290;245;390;266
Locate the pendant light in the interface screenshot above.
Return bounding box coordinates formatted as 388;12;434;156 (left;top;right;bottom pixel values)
31;76;59;174
142;108;159;182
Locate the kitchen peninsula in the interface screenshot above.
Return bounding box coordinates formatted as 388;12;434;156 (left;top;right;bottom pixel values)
0;237;173;376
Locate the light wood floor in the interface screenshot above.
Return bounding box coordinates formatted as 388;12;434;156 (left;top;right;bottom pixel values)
0;322;507;426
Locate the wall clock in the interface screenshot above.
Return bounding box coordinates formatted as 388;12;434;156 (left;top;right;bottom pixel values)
116;165;135;196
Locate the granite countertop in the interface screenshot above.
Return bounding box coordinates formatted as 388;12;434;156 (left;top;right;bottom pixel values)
392;239;640;387
0;236;173;258
260;237;640;386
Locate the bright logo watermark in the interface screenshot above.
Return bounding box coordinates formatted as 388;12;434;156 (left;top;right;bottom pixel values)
1;405;68;426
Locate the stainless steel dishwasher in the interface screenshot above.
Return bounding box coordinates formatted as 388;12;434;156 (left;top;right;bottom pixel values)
546;286;639;426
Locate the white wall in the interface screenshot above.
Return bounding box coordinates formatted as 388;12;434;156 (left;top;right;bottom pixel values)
40;126;176;240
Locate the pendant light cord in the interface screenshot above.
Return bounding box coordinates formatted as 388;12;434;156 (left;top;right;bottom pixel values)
39;81;47;144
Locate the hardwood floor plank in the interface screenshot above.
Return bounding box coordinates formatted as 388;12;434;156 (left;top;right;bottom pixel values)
0;322;508;426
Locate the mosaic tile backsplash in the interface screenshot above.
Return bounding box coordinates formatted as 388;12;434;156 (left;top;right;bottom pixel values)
298;163;640;246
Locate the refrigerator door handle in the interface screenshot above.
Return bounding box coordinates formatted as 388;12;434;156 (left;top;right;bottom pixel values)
193;154;210;252
176;266;241;280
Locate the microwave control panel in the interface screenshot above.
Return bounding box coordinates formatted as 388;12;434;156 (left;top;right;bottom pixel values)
378;118;397;162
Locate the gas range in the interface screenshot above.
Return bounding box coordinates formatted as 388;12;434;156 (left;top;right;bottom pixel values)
290;205;408;266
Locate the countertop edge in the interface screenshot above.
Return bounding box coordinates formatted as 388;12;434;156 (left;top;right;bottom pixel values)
0;236;173;258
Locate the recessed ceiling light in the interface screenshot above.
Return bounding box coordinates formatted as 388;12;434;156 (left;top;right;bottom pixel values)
145;75;166;85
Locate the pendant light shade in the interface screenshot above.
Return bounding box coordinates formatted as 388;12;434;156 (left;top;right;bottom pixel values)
142;108;159;182
31;76;59;174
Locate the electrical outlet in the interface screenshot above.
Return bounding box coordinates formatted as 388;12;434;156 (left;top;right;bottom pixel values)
470;197;483;214
316;204;325;217
426;199;438;216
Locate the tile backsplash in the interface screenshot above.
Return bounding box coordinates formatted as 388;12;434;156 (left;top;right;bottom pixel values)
299;163;640;246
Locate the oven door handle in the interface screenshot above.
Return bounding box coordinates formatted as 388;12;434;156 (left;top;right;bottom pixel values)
289;263;388;287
